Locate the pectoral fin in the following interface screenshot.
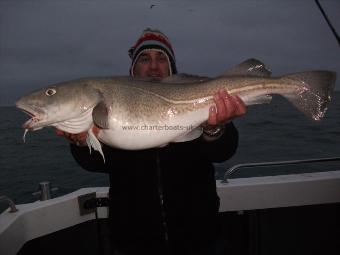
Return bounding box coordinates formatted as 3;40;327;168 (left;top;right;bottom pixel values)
92;101;110;129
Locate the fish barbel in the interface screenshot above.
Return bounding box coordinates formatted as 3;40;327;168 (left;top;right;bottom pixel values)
15;59;336;161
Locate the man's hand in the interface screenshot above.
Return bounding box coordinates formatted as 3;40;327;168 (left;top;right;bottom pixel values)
207;89;246;126
55;126;100;146
202;90;246;139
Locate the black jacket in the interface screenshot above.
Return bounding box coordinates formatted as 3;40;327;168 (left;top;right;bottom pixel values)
70;123;238;255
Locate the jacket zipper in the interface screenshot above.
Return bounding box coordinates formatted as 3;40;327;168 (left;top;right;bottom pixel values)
155;150;170;254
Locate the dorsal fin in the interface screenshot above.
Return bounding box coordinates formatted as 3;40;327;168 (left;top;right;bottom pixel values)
222;58;272;77
146;58;271;84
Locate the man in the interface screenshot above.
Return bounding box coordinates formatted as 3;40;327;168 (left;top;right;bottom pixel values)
58;28;246;255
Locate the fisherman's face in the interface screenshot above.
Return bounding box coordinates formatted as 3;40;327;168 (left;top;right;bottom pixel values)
133;50;170;80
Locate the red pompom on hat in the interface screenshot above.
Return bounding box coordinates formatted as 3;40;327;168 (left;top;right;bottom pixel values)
128;28;177;76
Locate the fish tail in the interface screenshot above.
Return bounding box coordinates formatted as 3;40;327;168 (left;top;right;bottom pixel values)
282;71;336;120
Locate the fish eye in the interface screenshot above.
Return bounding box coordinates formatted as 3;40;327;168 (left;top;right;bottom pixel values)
45;88;56;96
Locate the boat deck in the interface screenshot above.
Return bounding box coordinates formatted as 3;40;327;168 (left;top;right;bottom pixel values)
1;170;340;255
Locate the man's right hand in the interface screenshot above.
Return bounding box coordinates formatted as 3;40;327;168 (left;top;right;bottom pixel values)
56;126;100;146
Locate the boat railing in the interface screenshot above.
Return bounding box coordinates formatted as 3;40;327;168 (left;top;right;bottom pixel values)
223;156;340;183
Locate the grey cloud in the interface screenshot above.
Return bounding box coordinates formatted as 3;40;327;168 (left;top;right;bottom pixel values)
0;0;339;106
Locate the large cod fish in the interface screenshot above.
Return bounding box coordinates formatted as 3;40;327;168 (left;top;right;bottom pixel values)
16;59;336;161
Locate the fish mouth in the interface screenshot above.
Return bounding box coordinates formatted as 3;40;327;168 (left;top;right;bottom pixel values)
16;106;44;130
23;116;41;130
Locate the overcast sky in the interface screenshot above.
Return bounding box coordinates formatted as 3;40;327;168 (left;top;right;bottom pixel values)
0;0;339;106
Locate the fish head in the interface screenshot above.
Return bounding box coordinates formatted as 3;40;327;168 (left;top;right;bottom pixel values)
15;81;101;131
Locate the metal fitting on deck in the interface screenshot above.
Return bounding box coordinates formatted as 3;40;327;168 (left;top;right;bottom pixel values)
32;181;58;201
0;195;18;213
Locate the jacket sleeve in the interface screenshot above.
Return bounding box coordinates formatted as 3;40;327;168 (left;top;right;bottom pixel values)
70;143;131;173
195;122;239;163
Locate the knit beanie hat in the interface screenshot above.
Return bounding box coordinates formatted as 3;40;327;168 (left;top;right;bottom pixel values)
129;28;177;76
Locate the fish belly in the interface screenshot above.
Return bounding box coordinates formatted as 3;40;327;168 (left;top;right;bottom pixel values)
97;107;209;150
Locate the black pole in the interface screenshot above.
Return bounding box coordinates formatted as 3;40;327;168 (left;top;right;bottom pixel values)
315;0;340;46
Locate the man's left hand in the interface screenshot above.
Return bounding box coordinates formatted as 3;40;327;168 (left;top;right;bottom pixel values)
207;89;247;126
